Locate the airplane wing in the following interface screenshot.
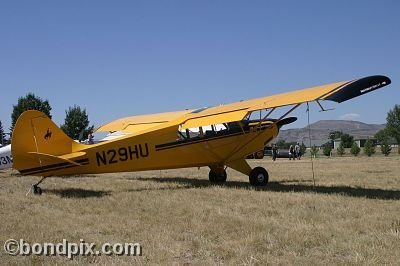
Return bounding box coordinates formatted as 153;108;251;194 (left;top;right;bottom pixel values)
95;75;390;134
95;109;194;133
178;75;391;128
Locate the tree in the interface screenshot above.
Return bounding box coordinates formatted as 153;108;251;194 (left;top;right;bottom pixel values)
310;145;319;158
329;131;343;141
375;128;392;156
323;143;332;157
60;105;94;141
340;133;354;148
275;140;298;149
363;139;375;157
276;140;287;149
0;120;6;146
375;128;391;143
11;93;52;132
386;104;400;154
350;142;360;156
329;130;342;148
337;142;345;156
381;139;392;156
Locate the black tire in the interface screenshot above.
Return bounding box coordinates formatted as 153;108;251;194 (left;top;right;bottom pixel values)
249;167;269;186
209;169;227;183
33;185;42;195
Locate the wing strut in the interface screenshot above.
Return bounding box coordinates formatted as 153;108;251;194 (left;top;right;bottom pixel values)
277;103;301;121
316;100;334;112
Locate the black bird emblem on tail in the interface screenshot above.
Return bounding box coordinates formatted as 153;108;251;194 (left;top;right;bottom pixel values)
44;128;52;141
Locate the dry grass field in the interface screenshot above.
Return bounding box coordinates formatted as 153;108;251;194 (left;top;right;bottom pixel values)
1;155;399;265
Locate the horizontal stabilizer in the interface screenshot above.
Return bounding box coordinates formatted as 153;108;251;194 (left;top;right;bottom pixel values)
27;151;87;166
18;151;88;175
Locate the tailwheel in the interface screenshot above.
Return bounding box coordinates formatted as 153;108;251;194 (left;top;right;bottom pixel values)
249;167;269;186
26;176;46;196
32;185;42;195
209;168;227;183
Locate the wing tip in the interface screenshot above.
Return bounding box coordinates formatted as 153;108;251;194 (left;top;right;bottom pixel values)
324;75;391;103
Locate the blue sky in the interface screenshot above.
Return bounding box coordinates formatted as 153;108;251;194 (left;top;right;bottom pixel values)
0;1;398;132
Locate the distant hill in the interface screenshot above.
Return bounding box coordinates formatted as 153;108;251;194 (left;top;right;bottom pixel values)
276;120;385;144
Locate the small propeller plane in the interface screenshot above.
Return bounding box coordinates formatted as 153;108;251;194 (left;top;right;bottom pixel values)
11;75;391;194
0;144;13;170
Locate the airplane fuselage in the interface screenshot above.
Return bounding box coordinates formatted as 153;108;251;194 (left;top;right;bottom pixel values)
20;122;278;177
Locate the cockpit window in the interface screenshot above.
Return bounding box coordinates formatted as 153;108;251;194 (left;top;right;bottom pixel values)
177;123;230;140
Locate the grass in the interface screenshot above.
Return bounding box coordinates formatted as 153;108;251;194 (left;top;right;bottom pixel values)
0;156;399;265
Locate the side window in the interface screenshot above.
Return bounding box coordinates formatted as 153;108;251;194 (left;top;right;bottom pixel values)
226;122;242;132
177;123;230;140
202;125;213;137
177;126;201;140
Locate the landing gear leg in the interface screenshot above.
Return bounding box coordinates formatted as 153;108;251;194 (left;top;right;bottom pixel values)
249;167;269;186
26;176;46;196
209;167;227;183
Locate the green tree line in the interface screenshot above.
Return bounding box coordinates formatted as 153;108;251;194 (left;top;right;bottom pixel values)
1;93;94;145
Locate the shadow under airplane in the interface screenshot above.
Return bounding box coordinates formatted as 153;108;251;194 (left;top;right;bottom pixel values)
131;176;400;201
46;188;111;198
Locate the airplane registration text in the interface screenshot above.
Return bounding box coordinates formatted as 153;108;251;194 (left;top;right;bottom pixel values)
0;156;13;165
96;144;149;166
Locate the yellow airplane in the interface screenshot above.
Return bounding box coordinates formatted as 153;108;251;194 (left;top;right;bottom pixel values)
11;75;391;194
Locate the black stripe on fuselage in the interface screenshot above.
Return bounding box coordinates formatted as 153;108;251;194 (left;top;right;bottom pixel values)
22;161;90;176
19;158;89;175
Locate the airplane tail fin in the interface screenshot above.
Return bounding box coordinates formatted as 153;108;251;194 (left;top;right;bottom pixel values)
11;110;86;175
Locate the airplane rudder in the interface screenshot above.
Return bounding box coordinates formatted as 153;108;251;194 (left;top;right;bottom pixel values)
12;110;73;156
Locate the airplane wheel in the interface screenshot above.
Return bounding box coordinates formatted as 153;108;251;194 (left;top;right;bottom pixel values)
249;167;269;186
33;185;42;195
209;169;227;183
